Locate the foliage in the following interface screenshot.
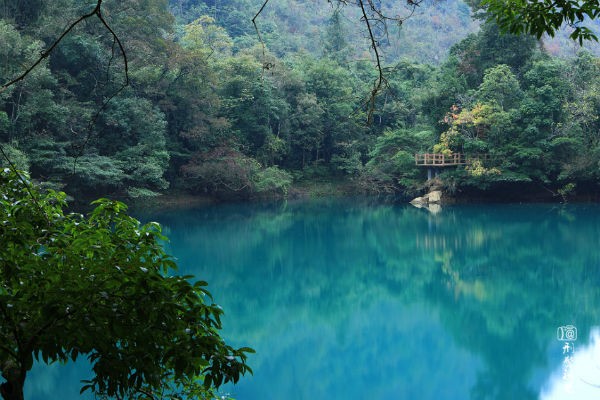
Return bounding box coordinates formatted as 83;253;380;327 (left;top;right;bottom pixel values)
0;169;253;400
0;144;29;172
2;0;600;199
181;146;261;195
253;166;293;196
362;128;435;193
181;147;293;197
482;0;600;43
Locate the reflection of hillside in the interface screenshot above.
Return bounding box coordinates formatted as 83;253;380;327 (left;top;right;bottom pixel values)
421;205;600;399
150;201;600;399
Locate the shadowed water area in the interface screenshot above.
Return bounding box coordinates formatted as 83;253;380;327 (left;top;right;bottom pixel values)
26;200;600;399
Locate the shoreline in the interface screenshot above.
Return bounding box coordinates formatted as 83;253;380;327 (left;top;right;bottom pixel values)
130;187;600;214
71;178;600;214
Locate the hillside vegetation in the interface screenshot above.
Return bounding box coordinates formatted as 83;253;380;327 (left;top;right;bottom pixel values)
1;0;600;201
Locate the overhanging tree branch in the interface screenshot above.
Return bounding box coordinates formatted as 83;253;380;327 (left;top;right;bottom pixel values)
251;0;423;122
358;0;386;124
0;0;128;94
252;0;271;66
0;0;130;185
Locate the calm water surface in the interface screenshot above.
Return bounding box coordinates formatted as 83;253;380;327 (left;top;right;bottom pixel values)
26;200;600;399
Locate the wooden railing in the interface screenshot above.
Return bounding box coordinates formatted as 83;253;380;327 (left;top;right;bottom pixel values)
414;153;497;167
414;153;466;166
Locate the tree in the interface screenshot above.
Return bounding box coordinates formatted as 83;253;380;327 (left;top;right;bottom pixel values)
444;20;539;89
323;10;349;64
362;128;435;193
289;92;325;168
476;64;523;110
0;169;253;400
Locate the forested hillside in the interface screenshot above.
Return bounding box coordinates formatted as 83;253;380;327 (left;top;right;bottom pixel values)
170;0;599;63
1;0;600;201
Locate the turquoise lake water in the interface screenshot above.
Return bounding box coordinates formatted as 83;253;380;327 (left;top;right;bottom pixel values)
25;200;600;399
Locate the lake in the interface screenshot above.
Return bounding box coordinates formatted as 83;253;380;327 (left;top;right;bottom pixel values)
25;200;600;399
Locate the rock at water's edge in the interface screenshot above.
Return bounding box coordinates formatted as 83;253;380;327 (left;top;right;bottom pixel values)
428;190;442;203
410;196;427;206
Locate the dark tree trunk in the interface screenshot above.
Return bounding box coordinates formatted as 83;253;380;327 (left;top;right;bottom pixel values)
1;364;25;400
0;379;24;400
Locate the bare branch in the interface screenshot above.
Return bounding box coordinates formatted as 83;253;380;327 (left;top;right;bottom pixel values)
252;0;271;70
0;0;128;93
249;0;422;122
1;8;94;92
0;0;130;211
357;0;386;124
0;0;130;172
70;77;129;173
67;4;131;166
95;6;129;87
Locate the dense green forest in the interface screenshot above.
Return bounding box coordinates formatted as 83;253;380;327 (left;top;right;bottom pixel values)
1;0;600;201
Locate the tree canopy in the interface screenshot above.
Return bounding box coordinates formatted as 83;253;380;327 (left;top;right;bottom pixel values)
0;0;598;200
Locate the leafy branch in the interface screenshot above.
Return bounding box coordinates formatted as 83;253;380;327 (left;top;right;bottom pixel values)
482;0;600;44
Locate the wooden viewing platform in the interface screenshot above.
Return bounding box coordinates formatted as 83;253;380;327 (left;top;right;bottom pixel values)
415;153;466;166
414;153;496;167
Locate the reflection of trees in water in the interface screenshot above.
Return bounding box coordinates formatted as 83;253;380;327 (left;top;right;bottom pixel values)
152;201;600;399
415;204;600;399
